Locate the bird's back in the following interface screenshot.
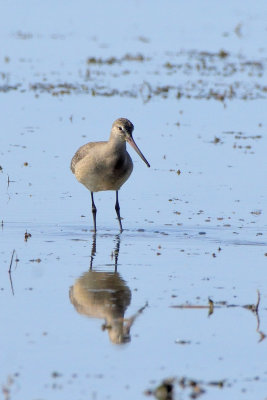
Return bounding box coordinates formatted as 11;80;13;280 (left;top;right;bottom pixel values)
70;141;106;173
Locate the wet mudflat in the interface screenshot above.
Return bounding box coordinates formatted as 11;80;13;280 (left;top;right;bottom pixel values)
1;1;267;399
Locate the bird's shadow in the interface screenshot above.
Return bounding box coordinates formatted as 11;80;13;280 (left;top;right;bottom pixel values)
69;233;147;344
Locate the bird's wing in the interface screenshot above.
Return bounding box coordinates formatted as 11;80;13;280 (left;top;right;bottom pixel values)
70;142;101;173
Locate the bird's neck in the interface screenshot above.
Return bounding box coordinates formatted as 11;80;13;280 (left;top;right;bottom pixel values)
108;133;127;151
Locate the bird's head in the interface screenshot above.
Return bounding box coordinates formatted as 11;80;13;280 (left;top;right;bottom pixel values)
111;118;150;168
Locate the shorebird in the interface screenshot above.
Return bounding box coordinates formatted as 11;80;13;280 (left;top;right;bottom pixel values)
69;234;148;344
71;118;150;232
69;270;132;344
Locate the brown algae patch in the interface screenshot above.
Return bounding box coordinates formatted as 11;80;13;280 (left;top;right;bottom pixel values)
170;291;266;343
210;130;263;154
1;50;266;99
145;376;227;399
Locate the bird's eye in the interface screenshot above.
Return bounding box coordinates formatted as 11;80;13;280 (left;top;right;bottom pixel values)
118;126;122;131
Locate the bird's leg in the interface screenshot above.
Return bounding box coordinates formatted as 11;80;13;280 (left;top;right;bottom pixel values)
115;191;123;233
91;192;97;232
89;233;97;270
113;234;121;271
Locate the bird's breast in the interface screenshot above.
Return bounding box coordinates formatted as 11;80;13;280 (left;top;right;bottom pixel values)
107;152;133;185
75;150;133;192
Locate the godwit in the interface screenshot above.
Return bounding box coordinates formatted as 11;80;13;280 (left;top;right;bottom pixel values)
71;118;150;232
69;269;132;344
69;234;147;344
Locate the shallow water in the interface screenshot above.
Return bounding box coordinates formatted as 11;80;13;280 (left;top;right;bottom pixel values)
1;1;267;399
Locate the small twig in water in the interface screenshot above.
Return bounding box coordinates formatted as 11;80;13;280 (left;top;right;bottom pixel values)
8;249;16;295
255;289;260;313
8;249;15;274
171;291;266;343
208;298;214;316
243;289;261;313
253;291;266;342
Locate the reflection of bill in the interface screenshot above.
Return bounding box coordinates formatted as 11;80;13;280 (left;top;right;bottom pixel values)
70;269;132;344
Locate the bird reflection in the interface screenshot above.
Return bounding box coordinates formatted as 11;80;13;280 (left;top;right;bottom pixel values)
69;234;132;344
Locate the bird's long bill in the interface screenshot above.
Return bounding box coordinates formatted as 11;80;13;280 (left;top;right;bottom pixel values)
127;136;150;168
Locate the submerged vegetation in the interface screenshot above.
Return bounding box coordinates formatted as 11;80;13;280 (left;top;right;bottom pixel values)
1;50;266;100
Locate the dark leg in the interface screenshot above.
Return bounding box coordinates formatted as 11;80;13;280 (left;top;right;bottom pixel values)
113;234;121;272
115;190;123;233
91;192;97;232
89;233;96;270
